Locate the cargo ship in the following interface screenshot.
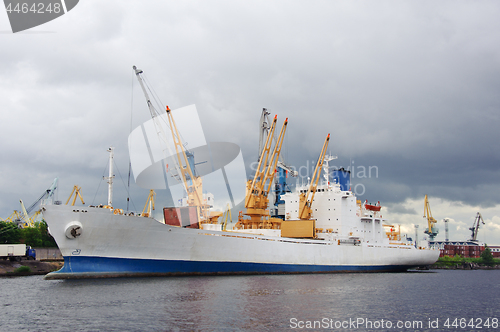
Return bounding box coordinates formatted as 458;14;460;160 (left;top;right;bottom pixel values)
41;120;439;279
41;165;438;279
41;68;439;279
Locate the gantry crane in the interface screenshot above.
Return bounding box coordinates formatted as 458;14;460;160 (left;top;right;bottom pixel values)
236;115;288;229
469;212;485;242
298;134;330;220
423;195;439;240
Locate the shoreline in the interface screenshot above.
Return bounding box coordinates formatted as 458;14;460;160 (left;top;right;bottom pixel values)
0;260;63;277
429;263;500;270
2;260;499;277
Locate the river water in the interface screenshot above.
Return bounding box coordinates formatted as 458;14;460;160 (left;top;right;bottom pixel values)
1;270;499;331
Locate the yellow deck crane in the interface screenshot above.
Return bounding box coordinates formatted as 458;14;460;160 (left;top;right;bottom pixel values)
66;185;85;206
166;106;209;222
423;195;439;240
298;134;330;220
281;134;330;238
221;204;232;231
236;115;288;230
133;66;209;226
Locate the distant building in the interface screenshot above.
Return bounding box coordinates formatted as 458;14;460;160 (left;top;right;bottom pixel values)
430;241;500;258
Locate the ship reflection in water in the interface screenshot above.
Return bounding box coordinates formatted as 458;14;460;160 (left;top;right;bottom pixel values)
1;270;499;331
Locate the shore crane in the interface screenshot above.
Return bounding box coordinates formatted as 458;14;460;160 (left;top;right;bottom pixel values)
141;190;156;218
9;178;59;228
469;212;485;242
423;195;439;240
133;66;208;224
237;115;288;229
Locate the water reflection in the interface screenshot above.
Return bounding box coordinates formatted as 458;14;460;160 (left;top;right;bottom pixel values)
1;270;499;331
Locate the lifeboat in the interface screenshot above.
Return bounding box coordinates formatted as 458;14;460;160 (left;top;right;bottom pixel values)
364;200;381;211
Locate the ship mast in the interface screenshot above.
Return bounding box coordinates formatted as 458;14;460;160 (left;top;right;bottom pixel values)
104;146;115;207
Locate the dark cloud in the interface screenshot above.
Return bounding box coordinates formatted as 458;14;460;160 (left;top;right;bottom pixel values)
1;1;500;244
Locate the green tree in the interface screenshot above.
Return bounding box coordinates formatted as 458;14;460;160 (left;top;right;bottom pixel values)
20;226;42;247
0;221;21;244
37;220;57;247
1;220;57;248
480;245;494;266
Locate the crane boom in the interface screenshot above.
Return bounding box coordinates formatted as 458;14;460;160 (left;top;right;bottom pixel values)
258;108;271;161
237;116;288;229
469;212;485;241
142;190;156;217
133;66;208;223
245;115;278;209
19;200;30;225
26;178;58;214
66;185;85;206
133;66;182;184
166;106;206;221
12;178;59;227
298;134;330;220
423;195;439;240
258;117;288;205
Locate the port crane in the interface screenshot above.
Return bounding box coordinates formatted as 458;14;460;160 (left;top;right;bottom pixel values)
423;195;439;240
298;134;330;220
8;178;59;227
133;66;208;223
141;189;156;218
237;115;288;229
469;212;485;242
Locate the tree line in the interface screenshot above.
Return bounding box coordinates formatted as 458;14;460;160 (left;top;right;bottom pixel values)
0;220;57;247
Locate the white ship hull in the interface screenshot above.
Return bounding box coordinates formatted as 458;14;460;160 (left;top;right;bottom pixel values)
42;204;439;279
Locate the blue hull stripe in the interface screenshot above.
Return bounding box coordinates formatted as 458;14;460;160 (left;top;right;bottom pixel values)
45;256;416;279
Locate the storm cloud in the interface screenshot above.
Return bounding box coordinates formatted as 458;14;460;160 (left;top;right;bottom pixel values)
1;0;500;244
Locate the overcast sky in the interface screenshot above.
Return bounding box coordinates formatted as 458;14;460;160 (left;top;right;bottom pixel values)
1;0;500;244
